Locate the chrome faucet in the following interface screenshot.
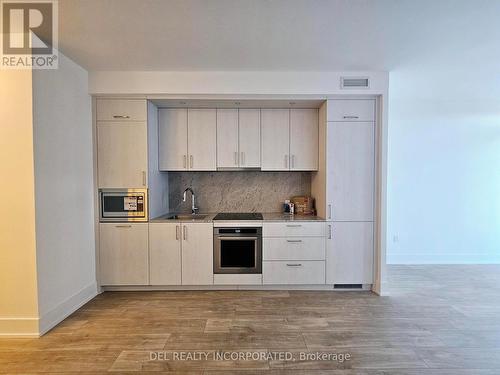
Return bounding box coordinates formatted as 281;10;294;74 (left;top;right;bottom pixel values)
182;187;199;214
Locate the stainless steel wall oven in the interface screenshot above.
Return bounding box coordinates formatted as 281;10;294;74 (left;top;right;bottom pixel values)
213;227;262;274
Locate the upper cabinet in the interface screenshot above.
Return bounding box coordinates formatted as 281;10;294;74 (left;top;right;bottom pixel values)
96;99;147;122
159;109;217;171
217;109;261;168
290;109;319;171
96;99;148;188
261;109;318;171
327;99;375;122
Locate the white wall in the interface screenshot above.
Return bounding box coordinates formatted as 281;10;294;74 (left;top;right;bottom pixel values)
387;68;500;263
32;51;96;333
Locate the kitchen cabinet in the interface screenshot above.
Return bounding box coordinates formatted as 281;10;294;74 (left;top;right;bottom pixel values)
97;121;148;188
261;109;318;171
261;109;290;170
327;99;375;122
326;121;374;221
217;109;261;168
188;109;217;170
262;221;326;285
180;223;214;285
149;223;182;285
99;223;149;285
159;109;217;171
149;222;213;285
238;109;261;167
96;99;147;122
290;109;318;170
263;261;325;285
158;108;188;171
326;222;373;285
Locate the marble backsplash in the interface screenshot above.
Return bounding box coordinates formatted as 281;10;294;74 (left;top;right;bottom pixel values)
169;171;311;213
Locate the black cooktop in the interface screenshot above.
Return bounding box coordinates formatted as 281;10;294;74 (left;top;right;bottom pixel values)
213;212;263;221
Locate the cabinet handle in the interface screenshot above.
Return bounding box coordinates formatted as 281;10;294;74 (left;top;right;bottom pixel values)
183;226;187;240
343;115;359;119
284;155;289;169
183;155;187;169
328;224;332;240
234;151;238;166
115;225;132;228
175;225;180;240
241;152;245;165
286;224;302;227
112;115;130;119
328;204;332;219
286;263;303;267
291;155;295;168
190;155;193;169
287;239;302;243
142;171;146;186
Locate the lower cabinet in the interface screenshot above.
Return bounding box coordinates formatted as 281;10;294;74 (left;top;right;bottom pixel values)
263;261;325;284
262;222;326;285
149;223;181;285
149;222;213;286
326;221;374;285
99;223;149;285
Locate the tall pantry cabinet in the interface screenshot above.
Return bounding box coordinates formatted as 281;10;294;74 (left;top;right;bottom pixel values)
314;99;376;286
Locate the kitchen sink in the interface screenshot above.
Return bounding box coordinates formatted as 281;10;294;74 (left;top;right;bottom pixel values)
166;214;208;220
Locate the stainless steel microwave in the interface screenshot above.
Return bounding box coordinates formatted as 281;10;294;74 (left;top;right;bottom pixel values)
99;188;148;222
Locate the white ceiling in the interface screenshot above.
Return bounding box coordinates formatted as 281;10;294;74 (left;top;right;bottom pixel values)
57;0;500;72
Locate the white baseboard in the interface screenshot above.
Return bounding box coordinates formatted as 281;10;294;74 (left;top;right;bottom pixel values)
0;317;39;337
38;282;98;336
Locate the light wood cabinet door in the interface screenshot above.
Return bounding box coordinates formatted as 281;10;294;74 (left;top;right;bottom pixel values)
327;99;375;122
181;223;213;285
97;122;148;188
261;109;290;171
99;223;149;285
96;99;147;122
216;109;239;168
239;109;261;168
188;109;217;171
149;223;182;285
326;222;373;285
327;121;374;221
290;109;318;171
158;109;188;171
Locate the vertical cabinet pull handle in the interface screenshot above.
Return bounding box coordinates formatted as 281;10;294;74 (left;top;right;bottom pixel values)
234;151;238;166
284;155;288;169
183;155;187;169
183;226;187;240
175;225;180;240
190;155;193;169
241;152;245;165
328;204;332;219
291;155;295;168
142;171;146;186
328;224;332;239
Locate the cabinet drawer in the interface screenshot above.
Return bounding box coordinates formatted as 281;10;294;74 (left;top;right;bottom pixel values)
96;99;147;121
263;237;325;261
327;99;375;122
263;261;325;284
263;222;325;237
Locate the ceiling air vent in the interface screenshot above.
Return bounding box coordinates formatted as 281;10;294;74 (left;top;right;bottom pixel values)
341;77;370;89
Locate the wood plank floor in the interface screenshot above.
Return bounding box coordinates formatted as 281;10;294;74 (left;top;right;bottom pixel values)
1;265;500;374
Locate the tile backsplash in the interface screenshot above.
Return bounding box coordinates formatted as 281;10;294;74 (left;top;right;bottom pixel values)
169;171;311;213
